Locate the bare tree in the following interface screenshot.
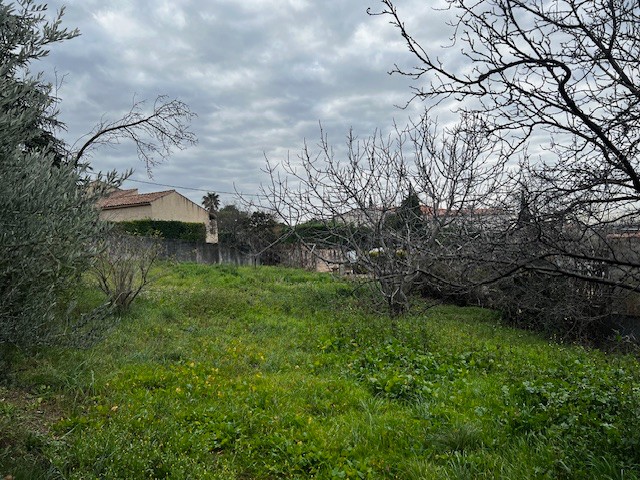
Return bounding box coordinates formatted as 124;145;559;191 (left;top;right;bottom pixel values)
264;113;506;314
375;0;640;260
367;0;640;338
91;234;161;312
375;0;640;177
72;95;197;175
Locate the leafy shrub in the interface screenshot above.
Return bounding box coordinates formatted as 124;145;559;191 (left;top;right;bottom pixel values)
0;155;112;348
0;1;124;350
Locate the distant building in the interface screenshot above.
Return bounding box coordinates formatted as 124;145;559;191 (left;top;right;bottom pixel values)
336;204;508;228
97;188;218;244
338;206;389;226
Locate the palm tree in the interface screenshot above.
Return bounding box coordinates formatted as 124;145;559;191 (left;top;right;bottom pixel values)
202;192;220;218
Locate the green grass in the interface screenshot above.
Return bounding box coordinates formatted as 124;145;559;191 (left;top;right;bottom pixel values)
2;262;640;479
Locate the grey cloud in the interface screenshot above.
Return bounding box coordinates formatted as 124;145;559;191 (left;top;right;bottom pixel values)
38;0;457;205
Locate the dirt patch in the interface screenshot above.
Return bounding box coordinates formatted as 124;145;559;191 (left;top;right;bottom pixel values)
0;386;66;437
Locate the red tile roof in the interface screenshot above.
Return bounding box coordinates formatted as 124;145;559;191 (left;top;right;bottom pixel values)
98;189;175;209
105;188;138;199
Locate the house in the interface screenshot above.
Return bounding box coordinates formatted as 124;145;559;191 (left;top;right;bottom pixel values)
97;188;218;244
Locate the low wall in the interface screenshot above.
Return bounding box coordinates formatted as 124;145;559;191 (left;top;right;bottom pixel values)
279;244;347;272
157;238;218;263
150;238;345;272
150;238;258;266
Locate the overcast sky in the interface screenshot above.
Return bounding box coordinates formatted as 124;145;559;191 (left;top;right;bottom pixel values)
38;0;455;206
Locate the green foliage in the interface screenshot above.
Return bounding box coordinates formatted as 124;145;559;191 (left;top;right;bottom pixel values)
329;308;640;477
0;0;118;348
202;191;220;215
503;363;640;461
387;189;423;233
218;205;282;261
1;264;639;479
217;204;250;248
0;151;112;348
0;0;79;165
343;334;640;473
289;220;372;247
348;341;493;402
116;219;206;242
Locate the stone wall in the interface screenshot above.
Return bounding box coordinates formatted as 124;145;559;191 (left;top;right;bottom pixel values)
149;238;258;266
149;239;347;272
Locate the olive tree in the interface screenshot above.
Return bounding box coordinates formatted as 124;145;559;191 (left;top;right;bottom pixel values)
0;1;88;348
0;0;195;349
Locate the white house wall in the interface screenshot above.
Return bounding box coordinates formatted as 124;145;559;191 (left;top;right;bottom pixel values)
151;192;208;223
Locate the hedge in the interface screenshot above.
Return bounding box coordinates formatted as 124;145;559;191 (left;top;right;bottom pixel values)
285;221;372;247
114;220;206;242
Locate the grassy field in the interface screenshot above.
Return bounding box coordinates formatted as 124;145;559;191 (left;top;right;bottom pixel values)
1;263;640;479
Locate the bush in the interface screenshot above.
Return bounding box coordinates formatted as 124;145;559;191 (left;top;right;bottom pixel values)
0;1;124;350
91;234;161;312
0;155;115;349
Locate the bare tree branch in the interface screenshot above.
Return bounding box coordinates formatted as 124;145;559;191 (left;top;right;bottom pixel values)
72;95;197;175
262;112;506;314
370;0;640;339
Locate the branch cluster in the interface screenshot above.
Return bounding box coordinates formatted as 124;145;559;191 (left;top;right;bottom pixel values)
73;95;197;174
264;113;508;314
